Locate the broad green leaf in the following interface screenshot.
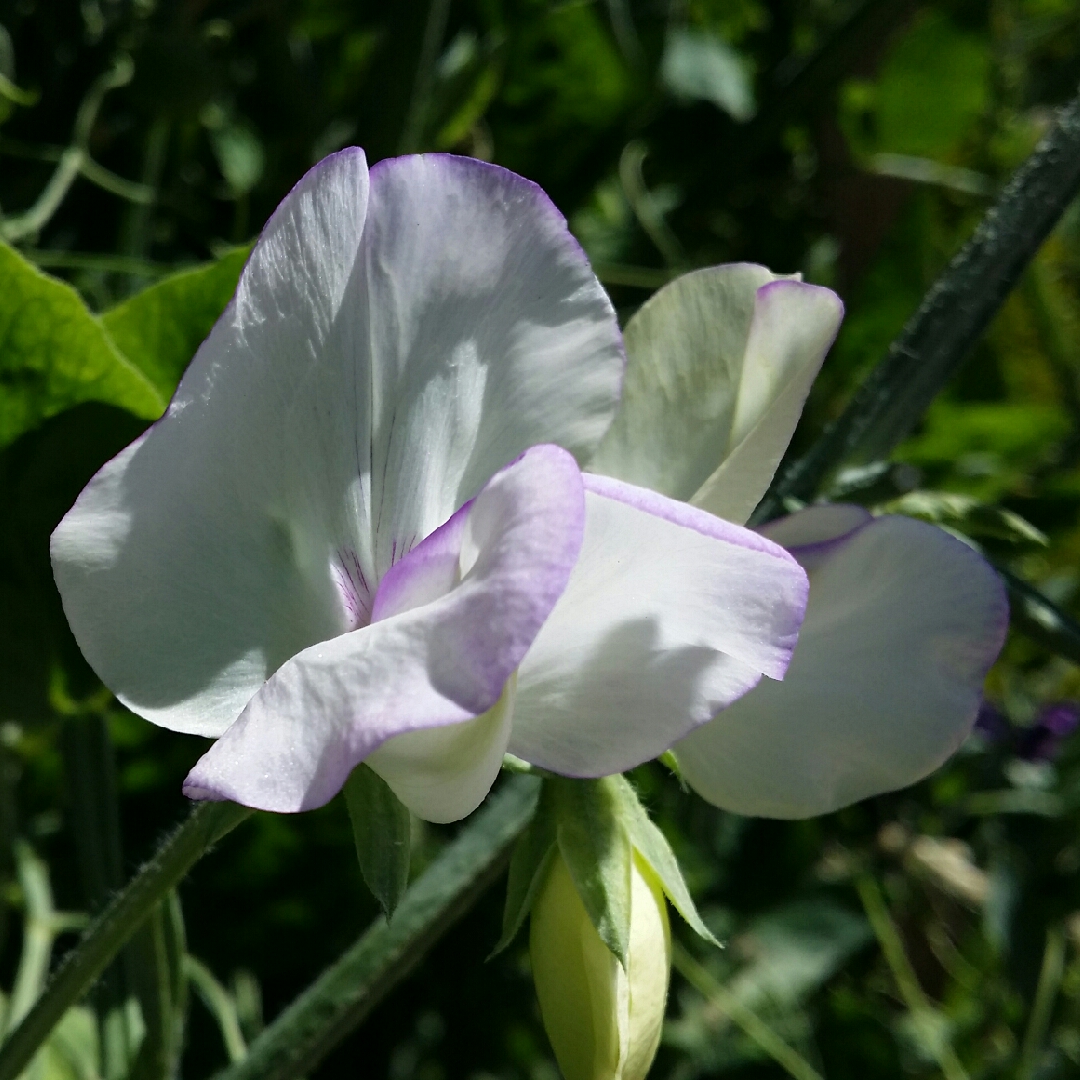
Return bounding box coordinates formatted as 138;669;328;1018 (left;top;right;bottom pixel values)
490;782;556;957
839;12;989;162
0;243;164;449
552;777;632;967
611;775;718;947
876;12;989;160
342;765;411;920
100;247;249;400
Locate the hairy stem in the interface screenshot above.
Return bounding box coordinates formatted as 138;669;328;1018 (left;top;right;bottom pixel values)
753;84;1080;523
0;801;251;1080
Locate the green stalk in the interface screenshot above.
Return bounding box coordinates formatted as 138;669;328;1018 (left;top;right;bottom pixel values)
856;875;970;1080
672;942;825;1080
753;84;1080;523
0;801;251;1080
209;775;540;1080
186;955;248;1064
1018;926;1066;1080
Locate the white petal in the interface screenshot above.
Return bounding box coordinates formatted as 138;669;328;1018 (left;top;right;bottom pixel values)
589;265;842;524
182;444;584;818
510;475;808;776
676;513;1009;818
759;503;872;569
690;279;843;523
51;148;374;737
758;503;872;549
366;676;515;823
589;264;776;498
362;155;624;572
51;152;622;742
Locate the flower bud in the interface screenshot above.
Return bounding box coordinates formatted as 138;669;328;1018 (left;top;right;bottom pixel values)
529;850;671;1080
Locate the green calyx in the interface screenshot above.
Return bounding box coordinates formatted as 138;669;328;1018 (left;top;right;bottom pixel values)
493;773;717;962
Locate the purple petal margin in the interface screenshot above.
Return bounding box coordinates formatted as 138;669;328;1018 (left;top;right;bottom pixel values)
583;472;799;564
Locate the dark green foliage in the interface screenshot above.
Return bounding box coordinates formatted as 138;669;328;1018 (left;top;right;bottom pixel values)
4;2;1080;1079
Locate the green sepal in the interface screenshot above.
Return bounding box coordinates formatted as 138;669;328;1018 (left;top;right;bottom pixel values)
658;749;688;790
552;776;632;967
489;783;556;958
342;765;411;920
612;775;719;947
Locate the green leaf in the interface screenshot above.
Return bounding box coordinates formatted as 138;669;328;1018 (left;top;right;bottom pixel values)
872;11;989;160
490;782;556;957
552;777;632;967
611;775;718;947
100;247;249;400
342;765;412;920
0;243;164;449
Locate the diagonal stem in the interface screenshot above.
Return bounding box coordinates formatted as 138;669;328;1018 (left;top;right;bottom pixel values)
856;874;970;1080
1018;925;1066;1080
672;942;825;1080
753;84;1080;524
208;775;540;1080
0;800;251;1080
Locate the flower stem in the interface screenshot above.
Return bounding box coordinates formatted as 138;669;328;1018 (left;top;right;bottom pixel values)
0;800;251;1080
208;774;541;1080
855;874;970;1080
1017;925;1066;1080
753;84;1080;524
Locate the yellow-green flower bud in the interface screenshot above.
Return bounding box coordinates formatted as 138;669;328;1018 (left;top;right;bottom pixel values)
530;850;671;1080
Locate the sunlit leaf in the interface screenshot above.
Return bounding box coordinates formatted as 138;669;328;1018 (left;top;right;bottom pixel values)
0;243;163;449
100;247;249;400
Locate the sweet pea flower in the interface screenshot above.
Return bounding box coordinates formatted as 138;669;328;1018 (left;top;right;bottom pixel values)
50;150;809;823
590;265;1010;818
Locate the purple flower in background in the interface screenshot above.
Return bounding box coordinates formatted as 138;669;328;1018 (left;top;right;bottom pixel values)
50;150;807;822
973;700;1012;745
1017;702;1080;762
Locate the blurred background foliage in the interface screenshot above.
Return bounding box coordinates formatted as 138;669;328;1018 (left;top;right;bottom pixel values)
3;0;1080;1078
